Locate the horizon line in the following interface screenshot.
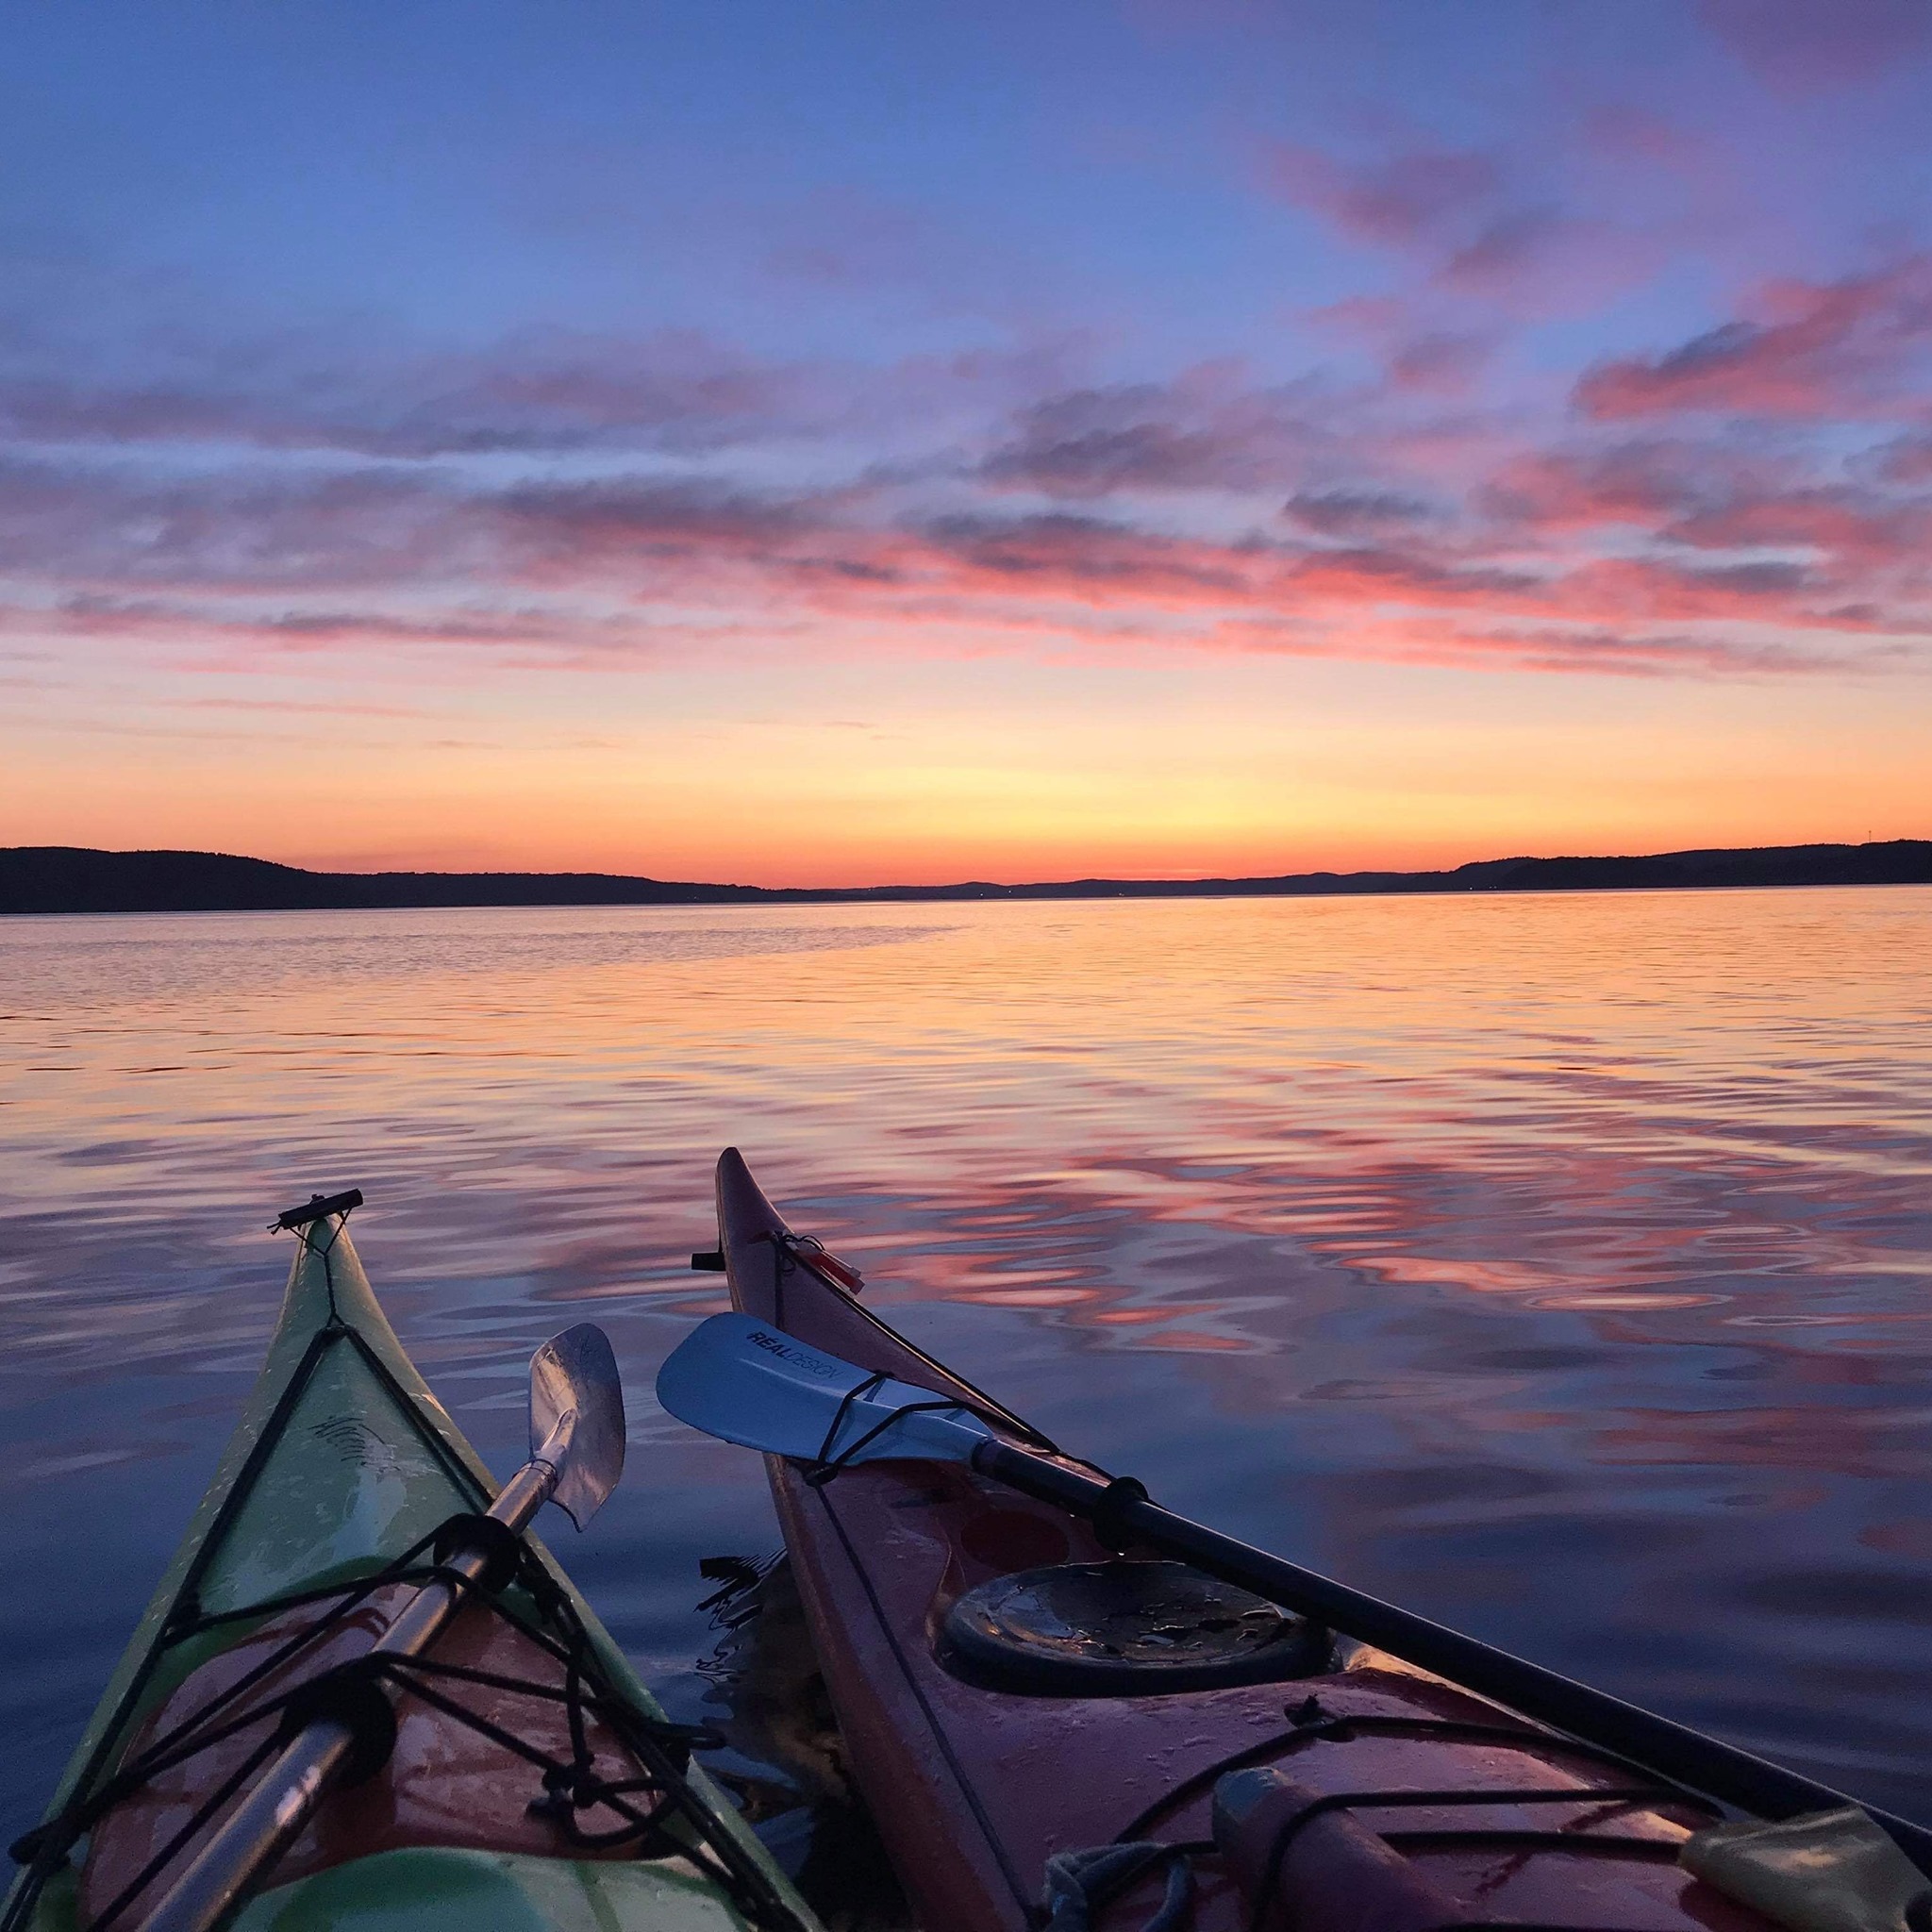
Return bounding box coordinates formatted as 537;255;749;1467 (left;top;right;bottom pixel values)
4;836;1931;916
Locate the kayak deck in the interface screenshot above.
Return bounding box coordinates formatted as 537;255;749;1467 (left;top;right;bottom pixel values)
713;1148;1779;1932
5;1203;812;1932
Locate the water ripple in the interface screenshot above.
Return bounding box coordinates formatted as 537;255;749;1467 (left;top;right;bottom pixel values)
0;888;1929;1836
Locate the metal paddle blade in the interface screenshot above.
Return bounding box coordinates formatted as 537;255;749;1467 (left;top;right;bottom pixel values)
657;1311;993;1468
529;1323;626;1530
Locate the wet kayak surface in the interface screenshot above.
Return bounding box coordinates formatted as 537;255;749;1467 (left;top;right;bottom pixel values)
3;887;1930;1854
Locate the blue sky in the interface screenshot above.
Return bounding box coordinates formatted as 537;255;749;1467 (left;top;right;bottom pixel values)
5;2;1931;881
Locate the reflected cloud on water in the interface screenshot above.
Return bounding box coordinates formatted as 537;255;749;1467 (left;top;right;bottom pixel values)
1;889;1929;1833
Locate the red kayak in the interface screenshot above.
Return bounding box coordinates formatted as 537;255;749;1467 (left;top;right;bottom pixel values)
708;1147;1791;1932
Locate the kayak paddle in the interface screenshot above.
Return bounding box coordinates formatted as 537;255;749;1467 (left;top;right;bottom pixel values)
143;1322;628;1932
658;1309;1932;1875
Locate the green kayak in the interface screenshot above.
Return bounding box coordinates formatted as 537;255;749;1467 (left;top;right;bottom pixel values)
3;1195;820;1932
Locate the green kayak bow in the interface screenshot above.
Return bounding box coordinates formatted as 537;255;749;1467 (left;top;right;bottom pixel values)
4;1197;818;1932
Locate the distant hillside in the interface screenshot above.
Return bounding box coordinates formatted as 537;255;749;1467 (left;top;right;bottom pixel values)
3;840;1929;916
0;847;768;914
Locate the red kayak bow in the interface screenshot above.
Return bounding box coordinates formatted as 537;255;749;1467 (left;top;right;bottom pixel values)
708;1147;1792;1932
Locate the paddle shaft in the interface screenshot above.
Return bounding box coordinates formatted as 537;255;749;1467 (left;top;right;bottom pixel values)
141;1434;570;1932
971;1438;1932;1875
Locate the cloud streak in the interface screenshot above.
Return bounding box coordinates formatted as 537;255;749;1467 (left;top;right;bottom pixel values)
1576;259;1932;420
8;215;1932;708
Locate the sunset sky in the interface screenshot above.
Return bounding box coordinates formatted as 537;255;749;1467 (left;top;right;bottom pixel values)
4;1;1931;886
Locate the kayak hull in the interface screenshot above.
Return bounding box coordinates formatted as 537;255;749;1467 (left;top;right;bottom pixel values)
7;1205;812;1932
715;1147;1774;1932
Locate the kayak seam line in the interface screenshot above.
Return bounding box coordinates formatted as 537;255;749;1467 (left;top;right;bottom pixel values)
41;1305;487;1866
336;1324;496;1510
46;1323;343;1829
6;1318;348;1927
808;1477;1038;1926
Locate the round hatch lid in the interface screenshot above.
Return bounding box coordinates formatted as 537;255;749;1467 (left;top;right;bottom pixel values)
941;1560;1330;1696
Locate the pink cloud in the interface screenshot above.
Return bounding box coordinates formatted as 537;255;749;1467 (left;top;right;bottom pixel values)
1262;142;1504;250
1217;613;1857;680
977;369;1336;498
1871;434;1932;484
1438;208;1662;315
4;293;1928;703
1668;489;1932;569
1386;331;1492;395
1282;489;1436;536
6;441;1919;663
1266;140;1661;319
1576;258;1932;419
1582;106;1713;176
5;496;1919;692
1480;441;1800;533
1304;294;1408;340
1302;295;1497;395
1699;0;1932;93
0;328;827;459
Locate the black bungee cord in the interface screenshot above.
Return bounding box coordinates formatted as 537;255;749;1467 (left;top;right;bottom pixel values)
5;1514;808;1932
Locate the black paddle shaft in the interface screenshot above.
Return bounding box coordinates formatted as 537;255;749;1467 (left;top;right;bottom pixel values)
971;1438;1932;1878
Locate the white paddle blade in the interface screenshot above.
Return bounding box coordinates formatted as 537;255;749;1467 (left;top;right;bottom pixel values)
529;1323;626;1530
656;1312;992;1468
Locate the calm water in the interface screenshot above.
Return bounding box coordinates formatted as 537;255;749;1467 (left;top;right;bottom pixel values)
3;889;1932;1849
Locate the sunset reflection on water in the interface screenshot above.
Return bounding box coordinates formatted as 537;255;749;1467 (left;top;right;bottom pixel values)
2;887;1930;1835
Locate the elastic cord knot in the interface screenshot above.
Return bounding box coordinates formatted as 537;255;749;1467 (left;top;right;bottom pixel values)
1042;1842;1195;1932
